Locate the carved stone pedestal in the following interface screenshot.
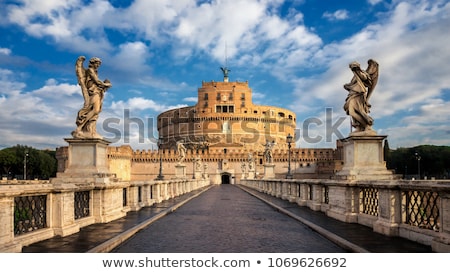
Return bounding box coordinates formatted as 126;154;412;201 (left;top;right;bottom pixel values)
334;135;397;181
194;171;202;179
57;138;111;178
263;164;275;179
50;138;125;237
175;164;186;179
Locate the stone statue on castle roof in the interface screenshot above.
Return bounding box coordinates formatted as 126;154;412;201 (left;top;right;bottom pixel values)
220;67;230;82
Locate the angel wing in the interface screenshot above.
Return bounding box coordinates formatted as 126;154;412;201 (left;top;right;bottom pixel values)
365;59;379;101
75;56;89;107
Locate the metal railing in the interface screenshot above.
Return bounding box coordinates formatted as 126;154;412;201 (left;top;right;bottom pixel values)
74;191;90;220
14;195;47;236
360;187;378;217
403;190;440;231
1;178;210;252
239;178;450;251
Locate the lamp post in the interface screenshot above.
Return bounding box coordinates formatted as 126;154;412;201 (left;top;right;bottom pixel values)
23;151;29;180
415;152;421;180
286;133;293;179
156;138;164;180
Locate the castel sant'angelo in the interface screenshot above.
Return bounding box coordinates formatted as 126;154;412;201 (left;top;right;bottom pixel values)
57;68;342;184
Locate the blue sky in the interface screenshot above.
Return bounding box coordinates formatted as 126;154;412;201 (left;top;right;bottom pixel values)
0;0;449;150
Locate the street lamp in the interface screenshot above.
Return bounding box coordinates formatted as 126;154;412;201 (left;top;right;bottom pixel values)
415;152;421;180
23;151;29;180
156;137;164;180
286;133;293;179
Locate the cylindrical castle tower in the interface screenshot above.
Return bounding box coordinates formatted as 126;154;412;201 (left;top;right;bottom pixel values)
157;70;296;152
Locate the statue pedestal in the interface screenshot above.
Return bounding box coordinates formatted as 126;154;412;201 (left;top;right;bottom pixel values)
194;171;202;179
175;164;186;179
334;135;397;181
263;164;275;179
50;137;125;236
57;138;112;178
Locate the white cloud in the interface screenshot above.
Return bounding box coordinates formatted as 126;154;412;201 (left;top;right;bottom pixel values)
0;48;11;55
183;97;198;103
1;0;449;150
323;10;349;21
292;0;450;147
368;0;383;5
0;74;81;148
110;96;189;115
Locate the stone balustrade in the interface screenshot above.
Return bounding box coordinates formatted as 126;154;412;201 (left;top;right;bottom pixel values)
239;178;450;252
0;178;210;252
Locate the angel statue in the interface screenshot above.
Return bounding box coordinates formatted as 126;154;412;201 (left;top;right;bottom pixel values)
71;56;112;139
176;140;187;164
343;59;379;135
263;140;275;164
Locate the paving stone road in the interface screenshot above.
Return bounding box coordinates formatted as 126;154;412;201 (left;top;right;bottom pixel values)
112;185;346;253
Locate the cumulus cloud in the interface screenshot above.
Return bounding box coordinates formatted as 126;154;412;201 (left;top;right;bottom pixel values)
111;97;169;112
0;73;80;148
0;48;11;55
292;0;450;147
322;10;349;21
1;0;449;150
183;97;198;103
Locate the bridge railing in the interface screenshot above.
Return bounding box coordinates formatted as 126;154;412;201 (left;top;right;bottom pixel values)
0;178;209;252
240;178;450;252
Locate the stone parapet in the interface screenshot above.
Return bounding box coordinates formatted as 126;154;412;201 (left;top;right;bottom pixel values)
239;178;450;252
0;177;210;252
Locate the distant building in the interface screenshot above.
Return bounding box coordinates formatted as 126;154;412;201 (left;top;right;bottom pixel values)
57;70;341;183
157;74;296;151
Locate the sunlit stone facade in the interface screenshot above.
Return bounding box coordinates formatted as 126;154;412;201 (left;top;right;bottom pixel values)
157;80;296;151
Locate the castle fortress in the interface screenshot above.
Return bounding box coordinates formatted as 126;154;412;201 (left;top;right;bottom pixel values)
57;70;343;183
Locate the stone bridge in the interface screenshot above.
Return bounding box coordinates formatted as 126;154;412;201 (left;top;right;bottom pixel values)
1;177;449;253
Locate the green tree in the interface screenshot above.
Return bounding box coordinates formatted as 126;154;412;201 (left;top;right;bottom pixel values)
387;145;450;179
0;148;18;178
0;145;57;179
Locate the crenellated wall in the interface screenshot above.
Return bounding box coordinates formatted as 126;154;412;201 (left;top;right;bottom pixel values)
56;145;340;182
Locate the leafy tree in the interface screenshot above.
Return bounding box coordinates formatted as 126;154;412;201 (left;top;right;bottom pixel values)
0;148;18;177
386;145;450;179
0;145;57;179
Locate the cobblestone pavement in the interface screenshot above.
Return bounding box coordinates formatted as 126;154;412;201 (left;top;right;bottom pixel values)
240;186;432;253
22;187;209;253
112;185;346;253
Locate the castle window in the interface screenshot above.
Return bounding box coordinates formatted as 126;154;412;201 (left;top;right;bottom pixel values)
278;112;285;118
204;93;208;100
216;105;235;113
241;93;245;100
216;93;221;100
